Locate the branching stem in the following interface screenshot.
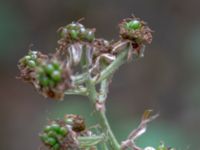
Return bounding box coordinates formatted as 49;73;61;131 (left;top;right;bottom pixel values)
86;46;130;150
67;43;130;150
93;47;130;84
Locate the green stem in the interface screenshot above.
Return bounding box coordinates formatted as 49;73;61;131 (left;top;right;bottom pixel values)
64;86;88;96
87;80;120;149
99;79;109;103
98;111;120;150
78;134;105;148
72;44;130;86
93;48;129;84
71;72;88;85
86;45;130;150
67;43;131;150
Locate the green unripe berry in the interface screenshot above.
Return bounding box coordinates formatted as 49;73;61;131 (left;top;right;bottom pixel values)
31;54;37;60
48;80;56;87
50;123;60;133
67;23;77;30
60;28;68;38
47;130;57;138
126;20;141;30
70;30;79;40
67;23;84;30
39;76;50;87
40;133;49;143
80;27;86;39
47;137;57;146
52;143;60;150
84;30;94;42
58;127;68;136
28;51;37;60
27;60;36;68
45;64;55;75
44;125;51;133
65;118;73;125
25;55;31;61
51;70;61;82
52;61;60;70
157;144;167;150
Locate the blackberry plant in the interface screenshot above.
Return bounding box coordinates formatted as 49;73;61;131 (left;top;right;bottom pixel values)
17;15;175;150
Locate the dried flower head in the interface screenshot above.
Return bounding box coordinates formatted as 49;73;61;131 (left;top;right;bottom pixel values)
92;39;111;57
119;16;153;44
64;114;86;132
90;39;115;74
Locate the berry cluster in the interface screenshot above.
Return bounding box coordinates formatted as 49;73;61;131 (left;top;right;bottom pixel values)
40;115;92;150
35;59;71;99
18;51;71;100
20;51;38;68
60;22;95;42
40;122;68;150
38;61;62;87
18;51;47;82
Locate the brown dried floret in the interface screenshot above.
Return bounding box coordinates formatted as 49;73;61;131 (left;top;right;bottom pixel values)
92;39;112;57
64;114;86;132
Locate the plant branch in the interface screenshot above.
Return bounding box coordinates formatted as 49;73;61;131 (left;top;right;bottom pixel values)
98;79;109;103
65;86;88;96
71;72;88;85
78;134;105;149
85;72;120;149
78;43;131;150
92;46;130;84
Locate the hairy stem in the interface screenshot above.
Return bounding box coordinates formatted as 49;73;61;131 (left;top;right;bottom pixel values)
71;72;88;85
65;86;88;96
86;47;130;149
69;43;131;149
86;78;120;150
98;111;120;150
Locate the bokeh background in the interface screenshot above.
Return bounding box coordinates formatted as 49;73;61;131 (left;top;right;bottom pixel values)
1;0;200;149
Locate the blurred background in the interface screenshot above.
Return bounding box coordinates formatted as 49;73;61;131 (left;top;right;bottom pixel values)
0;0;200;149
